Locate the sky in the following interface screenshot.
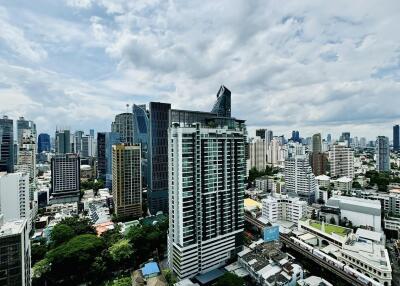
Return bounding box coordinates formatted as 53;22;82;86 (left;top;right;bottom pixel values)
0;0;400;141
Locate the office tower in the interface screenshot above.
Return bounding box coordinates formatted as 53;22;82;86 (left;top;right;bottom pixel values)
133;104;149;184
0;216;31;286
81;134;95;158
0;116;14;173
50;154;80;203
37;133;51;153
112;112;134;145
328;143;354;178
72;130;84;154
0;172;30;222
97;132;121;189
89;129;95;137
148;102;171;214
340;132;351;147
211;85;231;117
284;155;317;203
55;129;71;154
394;125;399;152
16;117;36;147
376;136;390;172
248;137;267;171
291;130;300;142
310;133;327;176
112;144;142;219
360;137;367;148
327;134;332;144
168;122;245;279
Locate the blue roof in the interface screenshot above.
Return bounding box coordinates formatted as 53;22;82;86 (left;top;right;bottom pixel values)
195;268;225;284
142;262;160;276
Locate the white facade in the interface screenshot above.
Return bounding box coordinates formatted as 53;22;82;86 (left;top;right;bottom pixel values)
328;144;354;179
315;175;330;189
326;196;381;231
284;155;317;202
332;177;352;193
249;137;267;171
168;124;245;280
0;172;30;222
262;194;307;223
268;138;284;167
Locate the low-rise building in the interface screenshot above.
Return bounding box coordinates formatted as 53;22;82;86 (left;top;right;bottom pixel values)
331;177;352;193
261;194;307;224
297;276;333;286
238;242;303;286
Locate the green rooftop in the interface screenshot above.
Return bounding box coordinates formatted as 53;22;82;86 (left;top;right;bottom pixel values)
309;220;350;237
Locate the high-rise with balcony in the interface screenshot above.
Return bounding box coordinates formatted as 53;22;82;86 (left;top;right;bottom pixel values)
168;120;245;279
112;144;142;219
328;143;354;178
376;136;390;172
0;116;14;173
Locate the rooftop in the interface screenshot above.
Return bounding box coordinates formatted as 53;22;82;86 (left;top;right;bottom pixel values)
142;262;160;277
308;220;350;237
0;219;26;237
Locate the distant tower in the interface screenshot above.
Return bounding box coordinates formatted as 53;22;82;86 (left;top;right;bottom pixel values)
211;85;231;117
376;136;390;172
393;125;399;152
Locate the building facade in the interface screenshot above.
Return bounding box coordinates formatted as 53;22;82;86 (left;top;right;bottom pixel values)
37;133;51;153
55;129;71;154
0;116;14;173
262;194;307;223
394;125;399;152
168;123;245;279
50;154;80;203
112;144;142;219
376;136;390;172
328;144;354;179
112;112;134;145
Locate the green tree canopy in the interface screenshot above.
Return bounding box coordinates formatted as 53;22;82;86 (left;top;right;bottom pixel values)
50;224;74;247
109;239;134;263
215;273;244;286
59;216;96;236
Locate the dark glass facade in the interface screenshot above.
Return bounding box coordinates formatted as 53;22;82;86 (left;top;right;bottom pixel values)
0;116;14;173
394;125;399;152
211;85;231;117
37;133;51;153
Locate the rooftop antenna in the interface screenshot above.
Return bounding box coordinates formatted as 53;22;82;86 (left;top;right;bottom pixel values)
126;104;130;113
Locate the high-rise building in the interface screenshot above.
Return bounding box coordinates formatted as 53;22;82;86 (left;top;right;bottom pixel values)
72;130;84;154
291;130;300;142
0;172;30;222
376;136;390;172
285;142;306;159
16;117;36;147
211;85;231;117
97;132;121;189
268;138;283;167
284;155;317;203
168;122;245;279
0;116;14;173
328;144;354;178
340;132;351;147
55;129;71;154
310;133;327;176
15;130;36;182
360;137;367;148
393;125;399;152
111;113;134;145
148;102;171;214
81;134;95;158
0;216;31;286
327;134;332;144
133;104;149;184
37;133;51;153
248;137;267;171
50;154;80;203
112;144;142;219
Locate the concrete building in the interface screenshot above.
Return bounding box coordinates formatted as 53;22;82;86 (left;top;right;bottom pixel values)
331;177;352;193
298;276;333;286
16;129;36;183
0;116;14;173
376;136;390;172
112;144;142;219
238;242;303;286
50;154;80;203
325;196;381;231
0;172;30;222
249;137;267;171
315;175;331;189
261;194;307;223
168;122;245;279
268;138;284;167
328;143;354;179
0;216;31;286
284;155;317;203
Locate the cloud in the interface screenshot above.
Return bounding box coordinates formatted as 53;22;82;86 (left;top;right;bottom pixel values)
1;0;400;140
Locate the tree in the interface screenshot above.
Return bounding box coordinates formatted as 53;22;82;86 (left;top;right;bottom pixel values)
106;276;132;286
50;224;74;247
59;216;96;236
317;198;325;205
31;243;48;264
352;181;362;189
215;273;244;286
329;217;336;225
109;239;134;263
45;234;105;284
163;269;177;286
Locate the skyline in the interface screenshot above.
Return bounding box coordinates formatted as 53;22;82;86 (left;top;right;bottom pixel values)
1;1;400;138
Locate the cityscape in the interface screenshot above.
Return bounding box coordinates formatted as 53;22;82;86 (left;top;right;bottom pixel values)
1;1;400;286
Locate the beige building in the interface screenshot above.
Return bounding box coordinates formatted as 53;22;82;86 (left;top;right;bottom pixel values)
112;144;142;219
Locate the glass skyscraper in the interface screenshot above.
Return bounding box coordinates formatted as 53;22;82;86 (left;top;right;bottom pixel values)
0;116;14;173
37;133;51;153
